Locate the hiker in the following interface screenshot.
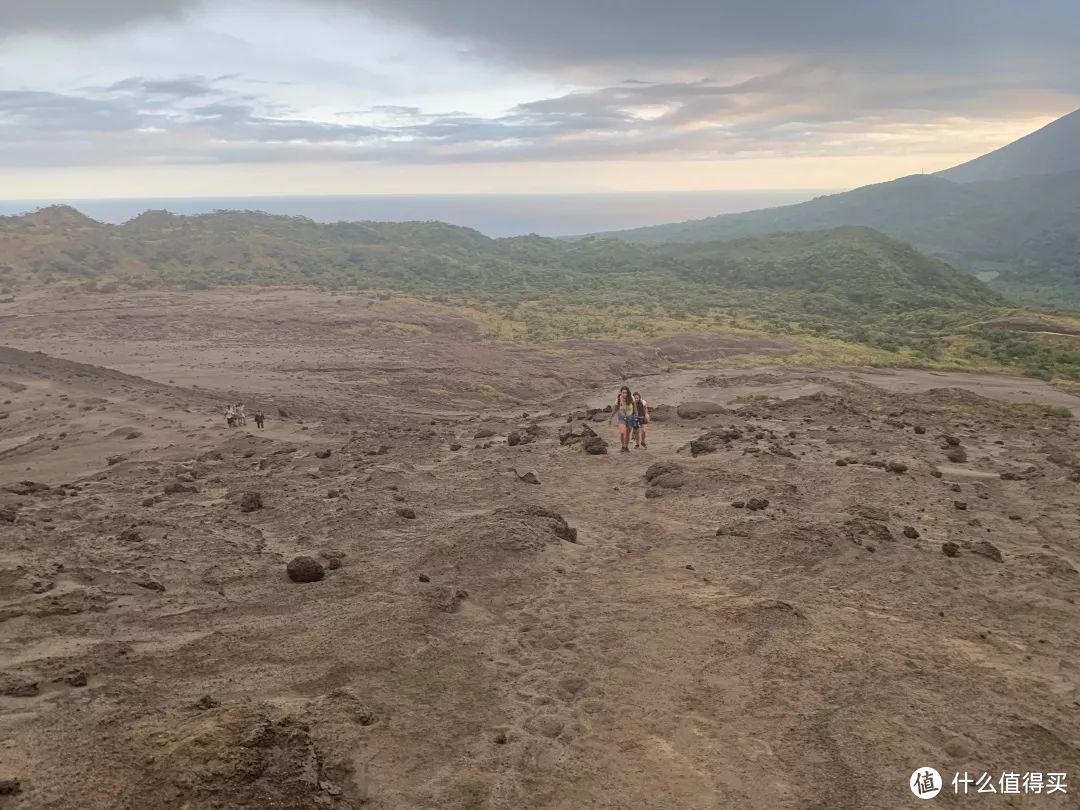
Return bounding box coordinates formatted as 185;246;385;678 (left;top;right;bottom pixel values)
254;410;265;430
632;391;650;448
610;388;636;452
225;404;236;428
236;403;246;427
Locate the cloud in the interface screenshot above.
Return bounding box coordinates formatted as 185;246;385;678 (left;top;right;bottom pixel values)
331;0;1080;79
2;67;1060;171
2;0;200;37
1;1;1077;177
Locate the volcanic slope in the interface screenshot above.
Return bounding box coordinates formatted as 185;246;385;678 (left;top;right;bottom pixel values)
1;348;1079;809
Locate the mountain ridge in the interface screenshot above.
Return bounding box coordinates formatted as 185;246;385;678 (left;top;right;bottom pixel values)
938;108;1080;183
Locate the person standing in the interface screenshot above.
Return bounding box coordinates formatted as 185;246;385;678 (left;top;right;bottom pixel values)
225;404;236;428
632;392;650;448
610;388;635;452
254;410;265;429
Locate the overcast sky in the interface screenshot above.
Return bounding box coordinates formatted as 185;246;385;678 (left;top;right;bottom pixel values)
1;0;1078;198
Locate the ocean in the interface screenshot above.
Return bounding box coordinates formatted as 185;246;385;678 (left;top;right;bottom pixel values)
0;191;828;238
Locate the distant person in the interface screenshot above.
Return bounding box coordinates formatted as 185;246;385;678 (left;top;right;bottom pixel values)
631;392;650;448
610;388;635;452
254;410;265;429
225;405;236;428
236;403;246;427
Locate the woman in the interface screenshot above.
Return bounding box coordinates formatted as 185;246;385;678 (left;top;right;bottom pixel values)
632;391;650;448
610;388;636;452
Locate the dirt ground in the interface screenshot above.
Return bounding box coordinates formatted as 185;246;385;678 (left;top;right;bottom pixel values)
1;290;1078;809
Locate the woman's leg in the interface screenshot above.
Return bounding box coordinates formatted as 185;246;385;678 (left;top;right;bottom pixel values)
639;425;647;447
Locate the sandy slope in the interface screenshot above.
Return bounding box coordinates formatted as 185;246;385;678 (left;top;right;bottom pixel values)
1;300;1079;808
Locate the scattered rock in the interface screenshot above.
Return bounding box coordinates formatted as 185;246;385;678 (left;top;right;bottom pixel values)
887;461;909;474
953;501;968;511
314;449;332;459
0;507;16;524
474;428;496;439
731;500;746;508
106;454;126;466
1008;514;1022;521
581;436;608;455
286;556;325;583
4;481;49;495
0;778;21;796
395;507;417;519
507;431;521;446
418;574;430;583
65;670;88;687
746;498;770;511
559;421;597;445
676;401;727;419
914;426;927;435
516;471;541;485
239;492;264;512
449;442;461;451
277;407;290;418
943;435;961;446
644;461;687;490
835;459;848;466
902;526;920;539
195;694;221;710
135;576;166;593
971;540;1003;563
945;447;968;463
164;481;198;495
118;527;143;543
942;541;961;557
3;681;39;697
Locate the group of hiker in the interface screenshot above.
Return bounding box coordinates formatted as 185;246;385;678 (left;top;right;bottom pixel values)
225;403;265;430
611;385;650;452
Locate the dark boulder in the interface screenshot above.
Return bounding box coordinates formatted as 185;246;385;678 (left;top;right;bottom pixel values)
945;447;968;463
286;556;325;583
239;492;264;512
581;436;608;455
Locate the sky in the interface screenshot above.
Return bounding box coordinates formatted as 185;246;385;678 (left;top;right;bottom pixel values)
1;0;1078;198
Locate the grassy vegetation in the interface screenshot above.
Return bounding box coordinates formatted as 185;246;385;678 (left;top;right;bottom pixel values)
3;206;1079;382
598;171;1080;305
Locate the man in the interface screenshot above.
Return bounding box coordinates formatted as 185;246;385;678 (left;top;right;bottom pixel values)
631;392;650;448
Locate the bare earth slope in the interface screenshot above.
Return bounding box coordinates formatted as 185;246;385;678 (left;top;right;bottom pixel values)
1;317;1079;807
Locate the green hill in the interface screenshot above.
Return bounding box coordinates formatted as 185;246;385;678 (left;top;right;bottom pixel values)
1;207;997;309
591;171;1080;304
590;109;1080;305
5;206;1079;379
